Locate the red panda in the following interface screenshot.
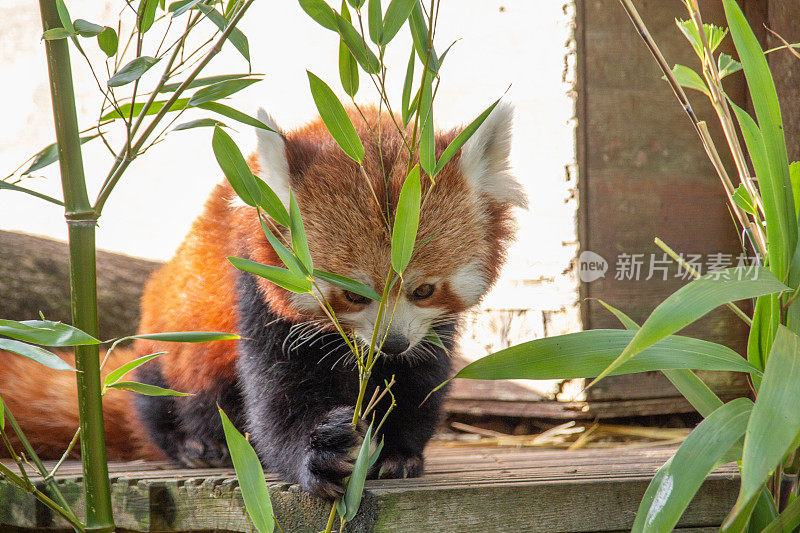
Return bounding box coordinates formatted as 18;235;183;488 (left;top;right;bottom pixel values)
0;104;526;498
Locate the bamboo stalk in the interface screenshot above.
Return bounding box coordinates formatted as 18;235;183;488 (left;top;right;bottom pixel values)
618;0;767;259
39;1;114;531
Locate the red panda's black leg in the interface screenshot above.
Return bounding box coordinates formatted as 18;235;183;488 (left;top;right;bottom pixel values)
134;359;243;468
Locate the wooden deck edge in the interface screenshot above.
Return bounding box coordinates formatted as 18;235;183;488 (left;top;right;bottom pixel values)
1;460;739;532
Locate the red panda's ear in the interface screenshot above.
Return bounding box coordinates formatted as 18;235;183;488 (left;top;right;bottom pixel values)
459;102;528;209
255;108;291;208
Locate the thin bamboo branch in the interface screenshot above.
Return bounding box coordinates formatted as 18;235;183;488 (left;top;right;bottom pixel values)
686;1;764;217
94;0;256;214
619;0;768;259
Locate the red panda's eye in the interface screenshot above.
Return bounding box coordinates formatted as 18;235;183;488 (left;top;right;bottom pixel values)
411;283;435;301
343;290;371;305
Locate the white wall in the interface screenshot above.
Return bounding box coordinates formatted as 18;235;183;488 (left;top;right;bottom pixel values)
0;1;580;372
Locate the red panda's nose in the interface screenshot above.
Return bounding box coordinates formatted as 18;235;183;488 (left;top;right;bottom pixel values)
381;333;410;355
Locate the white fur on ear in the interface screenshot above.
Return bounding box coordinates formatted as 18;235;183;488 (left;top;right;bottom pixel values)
459;102;528;209
255;108;291;208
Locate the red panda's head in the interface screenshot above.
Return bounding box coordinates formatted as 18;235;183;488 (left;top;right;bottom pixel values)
234;104;526;357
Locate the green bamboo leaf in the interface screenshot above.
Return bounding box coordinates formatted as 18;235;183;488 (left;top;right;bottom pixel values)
298;0;338;31
750;489;780;531
54;0;74;33
258;213;306;277
408;1;437;72
107;381;190;396
335;14;381;73
188;78;260;107
108;56;160;87
196;102;275;131
0;181;64;206
391;165;421;274
347;0;365;8
790;161;800;218
723;326;800;531
381;0;415;46
341;423;373;521
22;135;98;175
418;74;434;175
724;0;795;280
339;1;359;97
368;437;384;469
763;493;800;532
104;352;166;387
307;71;364;162
173;118;225;131
97;27;118;57
0;319;100;346
0;339;75;371
748;294;779;372
732;184;757;215
401;47;415;126
255;180;291;227
419;120;434;176
100;98;190;121
433;99;500;176
730;100;790;286
423;328;445;349
718;52;742;79
196;4;250;61
595;299;725;418
160;74;259;93
212;125;262;207
43;28;72;40
589;266;787;386
633;398;752;532
663;64;710;96
367;0;382;44
455;329;757;381
662;369;724;418
128;331;239;342
169;0;204;17
228;258;312;293
676;19;728;58
596;299;640;331
312;269;381;301
289;192;313;273
219;408;275;533
73;19;104;37
138;0;159;33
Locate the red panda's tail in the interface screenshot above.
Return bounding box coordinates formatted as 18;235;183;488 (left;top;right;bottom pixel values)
0;349;164;461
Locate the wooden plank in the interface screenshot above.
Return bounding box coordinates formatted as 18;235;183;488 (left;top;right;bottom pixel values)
1;446;738;532
766;0;800;163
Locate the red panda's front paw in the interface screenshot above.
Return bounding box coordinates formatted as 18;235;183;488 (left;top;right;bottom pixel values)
302;407;367;499
371;453;423;479
176;437;230;468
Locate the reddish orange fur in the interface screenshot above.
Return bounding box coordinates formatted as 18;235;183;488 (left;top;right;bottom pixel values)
0;349;163;460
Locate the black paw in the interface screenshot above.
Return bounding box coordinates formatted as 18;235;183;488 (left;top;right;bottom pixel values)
175;437;230;468
370;452;423;479
301;406;366;499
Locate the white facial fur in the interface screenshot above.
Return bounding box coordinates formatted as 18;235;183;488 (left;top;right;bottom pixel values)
449;261;489;308
343;295;443;357
459;101;528;209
